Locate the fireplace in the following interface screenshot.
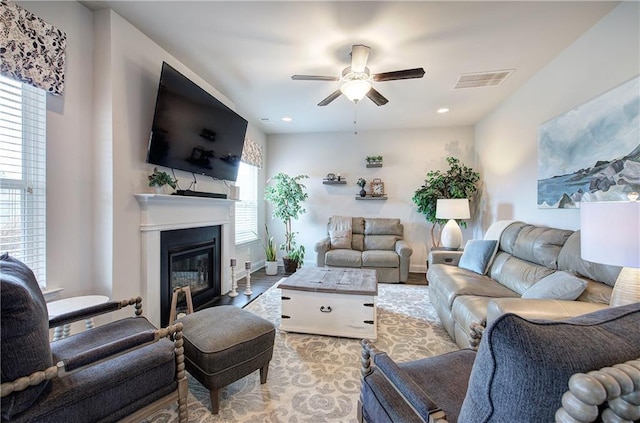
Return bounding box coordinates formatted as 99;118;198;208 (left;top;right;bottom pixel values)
160;226;222;326
136;194;235;327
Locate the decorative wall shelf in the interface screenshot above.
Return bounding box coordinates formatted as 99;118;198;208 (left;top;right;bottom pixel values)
355;195;388;201
366;163;383;168
323;180;347;185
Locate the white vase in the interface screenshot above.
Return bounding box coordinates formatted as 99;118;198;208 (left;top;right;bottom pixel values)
154;185;172;195
265;261;278;275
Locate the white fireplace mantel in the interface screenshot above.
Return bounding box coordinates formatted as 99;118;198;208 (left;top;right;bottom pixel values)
135;194;235;326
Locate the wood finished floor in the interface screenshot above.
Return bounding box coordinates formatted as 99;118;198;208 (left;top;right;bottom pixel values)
199;268;427;310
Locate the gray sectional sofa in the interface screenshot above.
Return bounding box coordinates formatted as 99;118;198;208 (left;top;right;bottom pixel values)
427;221;621;349
314;216;412;283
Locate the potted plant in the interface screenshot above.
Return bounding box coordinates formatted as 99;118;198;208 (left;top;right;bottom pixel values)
357;177;367;197
412;157;480;247
264;173;309;273
256;224;278;275
148;167;177;194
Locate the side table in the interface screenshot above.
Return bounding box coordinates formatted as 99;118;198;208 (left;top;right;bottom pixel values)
47;295;110;341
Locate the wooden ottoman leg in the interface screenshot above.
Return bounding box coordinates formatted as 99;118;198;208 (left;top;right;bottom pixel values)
210;389;220;414
260;362;270;384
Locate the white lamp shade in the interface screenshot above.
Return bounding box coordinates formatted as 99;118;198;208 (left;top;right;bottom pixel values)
580;200;640;307
580;201;640;268
340;80;371;102
436;199;470;220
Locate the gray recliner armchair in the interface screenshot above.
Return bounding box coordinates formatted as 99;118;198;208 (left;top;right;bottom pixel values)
0;253;188;423
314;216;412;283
359;303;640;423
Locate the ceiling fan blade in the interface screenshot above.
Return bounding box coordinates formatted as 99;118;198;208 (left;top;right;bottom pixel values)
350;44;370;73
318;89;342;106
366;88;389;106
372;68;425;82
292;75;340;81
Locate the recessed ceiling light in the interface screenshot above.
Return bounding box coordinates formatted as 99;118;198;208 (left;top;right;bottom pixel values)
282;117;293;122
437;108;450;114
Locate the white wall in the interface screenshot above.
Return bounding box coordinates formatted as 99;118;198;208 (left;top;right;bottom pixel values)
267;127;476;272
476;2;640;232
14;4;267;309
15;1;95;296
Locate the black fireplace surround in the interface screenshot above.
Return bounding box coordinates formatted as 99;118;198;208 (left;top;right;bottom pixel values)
160;225;222;326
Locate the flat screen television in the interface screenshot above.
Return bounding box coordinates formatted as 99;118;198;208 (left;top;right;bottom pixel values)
146;62;248;182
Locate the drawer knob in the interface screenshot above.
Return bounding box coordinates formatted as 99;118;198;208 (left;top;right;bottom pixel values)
320;306;332;313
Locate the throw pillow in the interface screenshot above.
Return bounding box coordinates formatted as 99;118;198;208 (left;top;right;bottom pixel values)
521;271;587;300
1;253;52;420
458;303;640;422
458;240;498;275
330;229;352;249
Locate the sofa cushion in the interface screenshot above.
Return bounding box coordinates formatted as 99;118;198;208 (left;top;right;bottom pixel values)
364;235;398;251
557;231;621;287
330;229;352;249
325;249;362;267
458;303;640;423
362;250;399;268
1;253;53;420
521;271;587;300
427;264;519;310
458;240;498;275
364;218;403;236
490;252;555;295
511;225;573;269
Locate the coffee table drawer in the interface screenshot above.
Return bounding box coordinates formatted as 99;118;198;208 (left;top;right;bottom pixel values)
281;289;377;339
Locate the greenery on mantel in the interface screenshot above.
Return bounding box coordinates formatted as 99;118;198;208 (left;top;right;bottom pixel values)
412;157;480;246
264;173;309;267
148;167;177;189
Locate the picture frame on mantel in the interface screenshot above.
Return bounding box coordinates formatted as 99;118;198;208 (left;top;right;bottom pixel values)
537;75;640;209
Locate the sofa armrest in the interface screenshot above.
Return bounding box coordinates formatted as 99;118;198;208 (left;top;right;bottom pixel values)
49;297;143;329
314;237;330;267
395;240;412;282
486;298;608;326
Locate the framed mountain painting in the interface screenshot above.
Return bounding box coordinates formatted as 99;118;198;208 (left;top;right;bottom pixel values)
537;75;639;208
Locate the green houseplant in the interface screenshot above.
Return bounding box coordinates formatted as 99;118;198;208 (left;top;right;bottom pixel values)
255;224;278;275
412;157;480;246
264;173;309;273
148;167;177;193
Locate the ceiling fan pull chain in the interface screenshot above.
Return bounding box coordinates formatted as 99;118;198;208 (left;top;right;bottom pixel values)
353;104;359;135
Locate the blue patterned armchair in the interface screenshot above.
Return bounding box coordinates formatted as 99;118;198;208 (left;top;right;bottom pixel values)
0;253;188;422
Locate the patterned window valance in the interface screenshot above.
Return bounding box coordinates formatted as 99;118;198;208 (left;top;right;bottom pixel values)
241;138;263;169
0;0;66;95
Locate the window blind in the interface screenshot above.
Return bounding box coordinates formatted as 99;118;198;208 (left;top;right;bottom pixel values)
0;74;47;285
235;162;259;245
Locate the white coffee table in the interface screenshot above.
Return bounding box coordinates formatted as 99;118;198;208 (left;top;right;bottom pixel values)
279;267;378;339
47;295;110;340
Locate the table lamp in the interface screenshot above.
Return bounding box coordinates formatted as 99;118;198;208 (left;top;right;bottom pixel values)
436;198;470;250
580;199;640;307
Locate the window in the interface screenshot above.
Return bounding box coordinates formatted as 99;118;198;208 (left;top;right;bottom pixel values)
0;75;47;284
234;162;259;244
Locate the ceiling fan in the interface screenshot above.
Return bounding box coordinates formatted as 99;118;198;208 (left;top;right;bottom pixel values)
292;44;425;107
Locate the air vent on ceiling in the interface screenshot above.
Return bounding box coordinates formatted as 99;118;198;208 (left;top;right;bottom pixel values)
454;70;514;89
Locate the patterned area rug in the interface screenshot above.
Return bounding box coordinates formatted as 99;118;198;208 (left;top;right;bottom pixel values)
144;281;458;423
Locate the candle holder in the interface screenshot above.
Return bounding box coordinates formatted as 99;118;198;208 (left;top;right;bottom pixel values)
244;261;253;295
228;258;238;297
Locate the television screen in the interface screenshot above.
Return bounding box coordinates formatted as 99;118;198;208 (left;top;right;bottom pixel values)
146;62;248;182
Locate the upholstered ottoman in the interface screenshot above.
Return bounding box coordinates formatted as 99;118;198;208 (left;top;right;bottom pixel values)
177;305;276;414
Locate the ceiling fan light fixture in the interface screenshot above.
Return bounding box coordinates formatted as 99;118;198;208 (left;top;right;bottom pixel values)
340;80;371;103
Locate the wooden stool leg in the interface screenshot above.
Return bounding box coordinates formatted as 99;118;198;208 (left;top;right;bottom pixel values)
209;389;220;414
260;363;270;384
